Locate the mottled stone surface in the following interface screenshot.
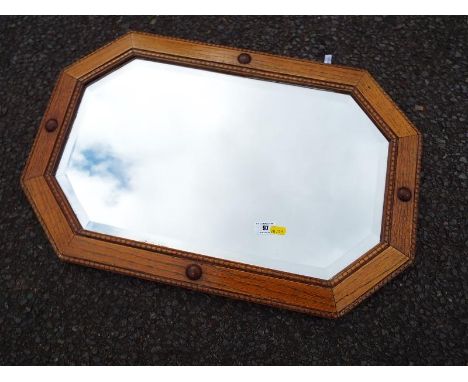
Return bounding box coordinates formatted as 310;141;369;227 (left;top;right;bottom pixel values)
0;16;466;365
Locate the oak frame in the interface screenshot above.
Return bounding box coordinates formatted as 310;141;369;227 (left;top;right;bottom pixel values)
21;31;422;318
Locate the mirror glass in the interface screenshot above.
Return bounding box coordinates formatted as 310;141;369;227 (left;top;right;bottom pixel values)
56;58;389;280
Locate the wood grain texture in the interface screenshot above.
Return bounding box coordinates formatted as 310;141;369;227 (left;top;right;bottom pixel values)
390;134;422;256
21;177;74;252
131;32;365;87
65;34;133;79
22;31;421;317
22;72;78;181
333;246;408;314
64;234;337;316
355;72;419;138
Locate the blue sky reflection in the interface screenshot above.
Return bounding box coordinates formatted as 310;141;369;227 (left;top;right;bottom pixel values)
71;146;131;191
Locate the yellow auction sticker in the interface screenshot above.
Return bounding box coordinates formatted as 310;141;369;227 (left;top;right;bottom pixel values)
269;225;287;235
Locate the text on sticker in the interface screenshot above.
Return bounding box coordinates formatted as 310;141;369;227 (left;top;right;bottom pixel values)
270;225;287;235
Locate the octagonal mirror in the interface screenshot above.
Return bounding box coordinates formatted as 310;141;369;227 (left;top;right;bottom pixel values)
22;32;421;317
56;58;389;280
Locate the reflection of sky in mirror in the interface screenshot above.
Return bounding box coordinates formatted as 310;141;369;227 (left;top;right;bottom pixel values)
56;58;389;280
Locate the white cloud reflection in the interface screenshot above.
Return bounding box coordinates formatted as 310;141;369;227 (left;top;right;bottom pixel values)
56;59;389;280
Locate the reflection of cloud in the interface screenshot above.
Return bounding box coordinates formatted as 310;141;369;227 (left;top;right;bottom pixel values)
62;144;134;222
56;58;389;280
71;146;131;190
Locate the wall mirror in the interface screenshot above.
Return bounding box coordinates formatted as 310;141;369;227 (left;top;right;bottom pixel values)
22;32;421;317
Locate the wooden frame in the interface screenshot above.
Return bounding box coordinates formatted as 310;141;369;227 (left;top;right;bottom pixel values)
21;31;422;318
